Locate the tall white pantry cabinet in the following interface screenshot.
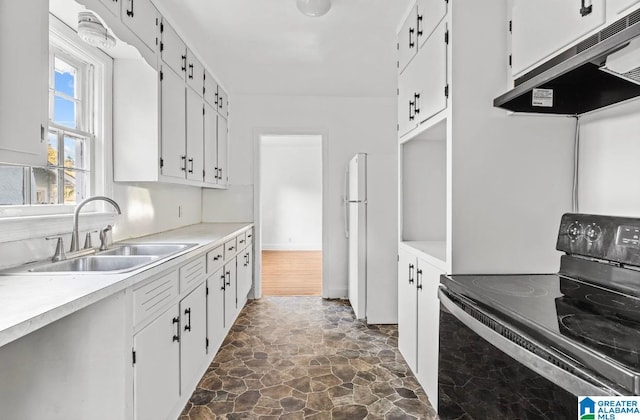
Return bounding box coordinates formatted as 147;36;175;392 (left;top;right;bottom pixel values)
396;0;576;408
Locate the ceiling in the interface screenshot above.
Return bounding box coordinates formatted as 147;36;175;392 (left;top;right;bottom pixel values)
144;0;411;96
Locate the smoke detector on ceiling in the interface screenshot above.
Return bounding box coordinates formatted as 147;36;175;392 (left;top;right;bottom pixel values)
77;12;115;49
296;0;331;17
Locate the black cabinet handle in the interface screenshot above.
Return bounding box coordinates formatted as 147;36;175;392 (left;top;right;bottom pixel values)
184;308;191;332
215;92;219;106
416;269;423;290
580;0;593;16
221;273;226;290
126;0;134;17
213;255;220;261
172;316;180;342
225;271;231;287
414;93;421;114
408;263;414;284
188;64;194;79
188;158;194;173
218;97;223;109
409;100;415;121
229;246;235;251
181;155;187;172
409;27;415;48
181;55;187;72
417;14;423;37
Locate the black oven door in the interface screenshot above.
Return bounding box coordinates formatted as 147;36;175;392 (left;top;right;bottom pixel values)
437;286;618;419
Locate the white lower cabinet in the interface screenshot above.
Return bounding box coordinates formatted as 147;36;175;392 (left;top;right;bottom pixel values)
237;247;253;308
397;248;442;404
223;257;238;328
207;267;226;354
133;302;180;420
179;282;207;394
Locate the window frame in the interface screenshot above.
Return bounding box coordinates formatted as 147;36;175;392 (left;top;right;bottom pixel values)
0;14;113;218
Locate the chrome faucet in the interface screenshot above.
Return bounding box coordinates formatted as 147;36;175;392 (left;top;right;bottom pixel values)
70;196;122;252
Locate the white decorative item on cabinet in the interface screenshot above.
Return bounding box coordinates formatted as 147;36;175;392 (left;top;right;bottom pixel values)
510;0;605;77
122;0;160;54
0;0;48;166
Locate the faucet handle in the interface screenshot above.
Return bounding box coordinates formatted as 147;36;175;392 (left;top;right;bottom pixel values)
45;235;66;262
84;230;98;249
99;225;113;251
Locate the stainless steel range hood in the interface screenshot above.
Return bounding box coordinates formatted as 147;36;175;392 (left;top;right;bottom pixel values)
494;9;640;115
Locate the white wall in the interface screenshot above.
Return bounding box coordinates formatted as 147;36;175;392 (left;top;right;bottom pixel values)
260;135;322;251
578;99;640;216
202;95;397;299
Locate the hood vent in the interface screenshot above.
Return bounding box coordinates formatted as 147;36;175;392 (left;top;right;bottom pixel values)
494;9;640;115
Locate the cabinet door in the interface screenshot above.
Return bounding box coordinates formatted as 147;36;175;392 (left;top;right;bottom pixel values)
133;304;179;420
204;70;218;107
216;87;228;117
207;268;226;353
122;0;160;53
160;19;186;78
186;49;205;96
398;5;418;73
0;0;48;166
179;282;207;394
511;0;605;76
414;20;448;125
416;259;442;405
223;258;237;328
608;0;640;20
160;66;186;179
99;0;121;17
186;87;204;182
203;102;218;184
416;0;447;48
237;248;252;303
217;116;228;186
397;250;418;373
398;67;418;137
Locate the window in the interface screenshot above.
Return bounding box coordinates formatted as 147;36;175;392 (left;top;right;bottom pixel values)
0;15;111;210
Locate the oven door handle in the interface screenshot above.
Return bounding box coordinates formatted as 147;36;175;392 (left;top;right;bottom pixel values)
438;286;620;397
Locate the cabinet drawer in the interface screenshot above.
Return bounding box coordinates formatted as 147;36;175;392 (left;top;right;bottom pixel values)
224;238;237;260
207;245;224;275
237;232;247;248
133;270;179;325
179;256;206;294
246;228;253;246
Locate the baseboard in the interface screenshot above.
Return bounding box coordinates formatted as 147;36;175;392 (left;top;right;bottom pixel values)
262;244;322;251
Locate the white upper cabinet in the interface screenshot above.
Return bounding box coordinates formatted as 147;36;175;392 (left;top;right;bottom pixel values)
216;86;228;118
398;20;448;137
160;66;187;179
160;19;186;78
204;70;218;107
122;0;160;54
186;49;205;95
186;87;204;182
511;0;605;77
0;0;48;166
204;102;219;185
416;0;447;48
98;0;121;17
217;115;229;186
398;5;418;73
607;0;640;21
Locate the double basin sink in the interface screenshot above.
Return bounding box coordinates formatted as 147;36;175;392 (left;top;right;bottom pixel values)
6;243;197;275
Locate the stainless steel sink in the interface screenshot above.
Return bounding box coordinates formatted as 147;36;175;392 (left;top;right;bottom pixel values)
98;243;195;257
27;255;159;273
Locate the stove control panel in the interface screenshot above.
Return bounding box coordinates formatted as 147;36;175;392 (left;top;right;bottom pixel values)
557;213;640;266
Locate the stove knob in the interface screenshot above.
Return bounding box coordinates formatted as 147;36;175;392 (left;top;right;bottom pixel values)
567;222;582;241
584;224;602;242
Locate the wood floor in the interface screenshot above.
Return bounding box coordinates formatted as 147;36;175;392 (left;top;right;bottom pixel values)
261;250;322;296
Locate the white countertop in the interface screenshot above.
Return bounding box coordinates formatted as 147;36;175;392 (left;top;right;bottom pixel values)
0;223;252;348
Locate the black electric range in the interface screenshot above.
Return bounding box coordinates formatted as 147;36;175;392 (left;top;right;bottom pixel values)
438;214;640;419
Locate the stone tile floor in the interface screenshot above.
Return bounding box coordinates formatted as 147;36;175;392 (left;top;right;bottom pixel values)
179;297;438;420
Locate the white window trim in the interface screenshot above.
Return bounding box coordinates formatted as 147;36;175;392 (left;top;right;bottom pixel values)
0;14;114;224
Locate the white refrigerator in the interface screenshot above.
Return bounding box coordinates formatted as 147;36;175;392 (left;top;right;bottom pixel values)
344;153;397;324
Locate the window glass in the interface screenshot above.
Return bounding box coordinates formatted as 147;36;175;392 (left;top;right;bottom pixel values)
63;169;87;204
32;167;59;205
63;135;87;169
53;96;76;128
0;165;26;205
54;57;76;98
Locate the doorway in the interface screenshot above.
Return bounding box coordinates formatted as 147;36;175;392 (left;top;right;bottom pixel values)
259;134;323;296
